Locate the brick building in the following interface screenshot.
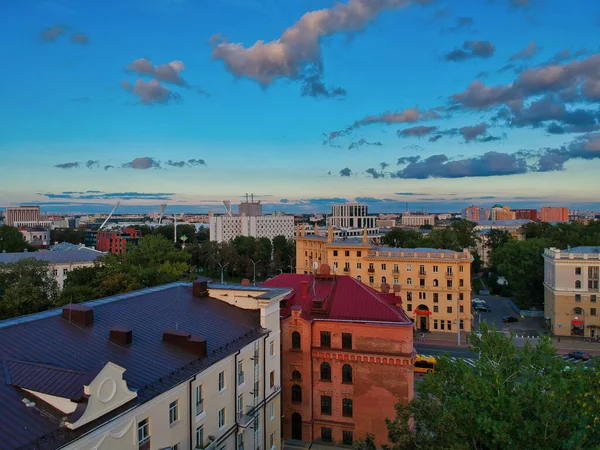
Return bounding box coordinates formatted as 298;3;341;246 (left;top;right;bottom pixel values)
540;207;569;223
95;227;141;254
513;208;538;221
262;266;414;448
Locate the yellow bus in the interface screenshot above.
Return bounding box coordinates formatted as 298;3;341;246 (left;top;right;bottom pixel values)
414;355;437;374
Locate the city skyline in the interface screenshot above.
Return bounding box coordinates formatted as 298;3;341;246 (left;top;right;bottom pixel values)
1;0;599;213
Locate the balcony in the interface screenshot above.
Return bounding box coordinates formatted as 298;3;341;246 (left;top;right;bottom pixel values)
445;272;453;278
343;267;350;273
393;269;399;274
419;270;426;276
368;268;375;273
237;405;258;428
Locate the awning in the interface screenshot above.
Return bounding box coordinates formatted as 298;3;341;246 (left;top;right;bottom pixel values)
571;320;584;326
415;310;432;315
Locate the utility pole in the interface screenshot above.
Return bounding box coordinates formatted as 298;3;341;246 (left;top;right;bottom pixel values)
251;259;261;286
288;256;295;273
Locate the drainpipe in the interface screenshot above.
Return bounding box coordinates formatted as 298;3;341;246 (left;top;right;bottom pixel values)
310;320;315;444
235;349;241;449
263;333;269;450
190;374;197;449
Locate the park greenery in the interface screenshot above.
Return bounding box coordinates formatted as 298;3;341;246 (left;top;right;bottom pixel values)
0;225;33;252
382;220;478;252
360;323;600;450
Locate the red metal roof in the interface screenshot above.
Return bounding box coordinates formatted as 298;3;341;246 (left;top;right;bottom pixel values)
262;274;411;324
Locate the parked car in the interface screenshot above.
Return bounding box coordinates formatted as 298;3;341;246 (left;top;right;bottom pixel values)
474;304;491;312
568;351;591;361
502;316;518;323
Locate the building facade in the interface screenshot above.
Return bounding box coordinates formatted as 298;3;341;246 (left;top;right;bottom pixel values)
262;269;414;448
95;228;141;254
6;205;42;227
210;214;295;243
462;206;489;222
0;279;286;450
19;226;50;248
329;203;376;230
294;227;473;333
540;207;569;223
544;246;600;338
400;213;435;227
513;208;538;221
489;206;516;221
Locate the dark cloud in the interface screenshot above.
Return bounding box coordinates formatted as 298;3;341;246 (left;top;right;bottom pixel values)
536;150;570;172
348;139;382;150
353;107;442;128
544;49;587;65
55;162;80;169
104;165;114;171
380;162;390;170
71;33;89;45
122;157;161;170
444;40;495;62
442;17;475;33
497;63;517;73
397;155;421;165
211;0;431;86
121;79;182;105
339;167;352;177
508;41;538;61
38;191;174;201
126;58;187;86
396;192;429;196
86;160;100;169
41;25;65;42
459;122;490;142
280;198;290;203
365;168;385;179
166;159;207;167
397;125;438;138
300;60;346;98
429;134;443;142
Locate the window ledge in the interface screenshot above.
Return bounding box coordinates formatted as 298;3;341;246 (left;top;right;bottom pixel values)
238;382;246;390
196;411;207;422
170;419;180;428
219;425;227;431
219;388;227;394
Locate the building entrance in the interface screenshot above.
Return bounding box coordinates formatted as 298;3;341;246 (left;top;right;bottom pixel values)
291;413;302;440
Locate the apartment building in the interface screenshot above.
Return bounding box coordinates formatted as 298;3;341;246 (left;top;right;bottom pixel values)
294;227;473;333
543;246;600;338
262;268;414;448
329;203;377;230
489;205;516;221
400;213;435;227
0;278;286;450
5;205;42;227
462;206;488;222
540;207;569;223
0;246;104;289
513;208;538;221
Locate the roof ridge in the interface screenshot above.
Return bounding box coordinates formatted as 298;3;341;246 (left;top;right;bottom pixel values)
352;276;404;320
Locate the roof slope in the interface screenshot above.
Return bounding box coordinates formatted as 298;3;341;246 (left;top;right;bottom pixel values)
0;247;104;265
0;283;264;450
262;274;411;324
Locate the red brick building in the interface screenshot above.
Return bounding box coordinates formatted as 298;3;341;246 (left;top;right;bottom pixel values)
262;265;414;448
96;227;141;254
513;208;538;221
540;207;569;223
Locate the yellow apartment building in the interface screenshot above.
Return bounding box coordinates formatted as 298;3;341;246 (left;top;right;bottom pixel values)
295;225;473;333
544;246;600;337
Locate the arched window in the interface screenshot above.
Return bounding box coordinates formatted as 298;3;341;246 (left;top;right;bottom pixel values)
320;362;331;381
574;307;583;315
407;278;412;285
381;276;387;284
433;279;439;287
576;280;582;289
292;370;301;381
291;385;302;403
291;331;301;349
342;364;353;383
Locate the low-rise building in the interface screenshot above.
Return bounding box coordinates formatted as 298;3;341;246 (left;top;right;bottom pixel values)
262;267;414;448
400;213;435;227
474;219;531;237
544;246;600;338
0;278;286;450
0;246;104;289
19;226;50;248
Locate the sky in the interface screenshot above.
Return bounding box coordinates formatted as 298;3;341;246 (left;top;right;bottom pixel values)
1;0;599;214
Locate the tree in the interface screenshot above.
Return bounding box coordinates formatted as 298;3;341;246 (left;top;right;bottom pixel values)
0;225;32;252
485;229;512;252
354;433;377;450
49;228;86;245
382;229;425;248
384;323;600;449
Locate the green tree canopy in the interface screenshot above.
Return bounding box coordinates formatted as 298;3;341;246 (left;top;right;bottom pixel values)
0;225;33;252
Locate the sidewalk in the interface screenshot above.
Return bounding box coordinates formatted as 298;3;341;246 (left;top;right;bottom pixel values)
414;331;471;347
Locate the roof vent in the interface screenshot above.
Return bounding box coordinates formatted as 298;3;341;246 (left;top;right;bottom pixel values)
62;304;94;327
110;326;133;346
162;329;207;357
192;278;209;298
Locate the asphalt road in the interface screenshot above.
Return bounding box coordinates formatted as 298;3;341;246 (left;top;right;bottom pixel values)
472;295;546;337
414;343;478;359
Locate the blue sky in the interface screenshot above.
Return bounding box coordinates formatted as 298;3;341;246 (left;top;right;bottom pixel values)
1;0;599;214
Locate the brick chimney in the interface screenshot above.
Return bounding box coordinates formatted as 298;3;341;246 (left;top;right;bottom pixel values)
381;283;390;294
109;326;133;346
62;304;94;327
192;278;209;298
301;280;308;299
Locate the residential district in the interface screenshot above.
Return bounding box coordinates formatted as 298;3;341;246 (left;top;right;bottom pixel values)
0;200;599;449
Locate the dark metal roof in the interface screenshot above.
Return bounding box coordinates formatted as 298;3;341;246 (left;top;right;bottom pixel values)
0;282;265;450
0;247;104;265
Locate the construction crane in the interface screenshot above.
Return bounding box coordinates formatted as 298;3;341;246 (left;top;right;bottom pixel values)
98;201;121;231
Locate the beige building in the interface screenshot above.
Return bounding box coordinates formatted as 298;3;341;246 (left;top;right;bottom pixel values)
544;246;600;338
0;278;286;450
294;226;473;333
400;213;435;227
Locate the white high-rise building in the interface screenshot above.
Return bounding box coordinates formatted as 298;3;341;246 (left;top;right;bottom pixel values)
329;202;377;229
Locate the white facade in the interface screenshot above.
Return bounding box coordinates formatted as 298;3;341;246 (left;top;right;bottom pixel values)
400;213;435;227
210;214;295;243
329;203;376;229
19;228;50;247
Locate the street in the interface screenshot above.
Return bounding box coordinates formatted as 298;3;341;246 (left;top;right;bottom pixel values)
472;294;546;337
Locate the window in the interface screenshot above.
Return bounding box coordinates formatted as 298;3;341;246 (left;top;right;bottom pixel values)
419;292;426;300
369;263;374;270
320;362;331;381
254;380;259;398
407;304;412;311
169;400;179;425
218;371;225;391
321;395;332;415
447;321;452;331
407;264;412;272
592;295;597;303
320;331;331;348
592;308;597;316
440;321;445;330
237;394;244;419
196;425;204;448
270;371;275;388
459;265;464;273
407;278;412;285
357;275;362;282
576;294;582;302
420;279;425;287
292;370;301;380
280;299;288;308
419;265;425;275
333;262;338;270
576;267;582;275
434;319;438;330
345;250;350;257
291;385;302;403
447;294;452;301
269;402;274;420
460;319;464;330
433;293;439;303
218;408;226;428
433;306;438;313
459;293;464;300
433;279;439;287
393;264;399;273
195;385;204;414
321;427;333;443
238;360;244;385
342;333;352;349
269;340;274;356
447;306;453;314
460;305;464;313
357;251;362;257
63;268;68;275
382;263;387;270
459;279;464;287
237;434;244;450
394;277;399;285
343;431;354;446
382;276;387;284
270;433;275;450
447;266;453;275
342;364;353;383
291;331;301;349
138;418;150;447
433;265;439;273
576;280;582;289
369;276;374;284
357;262;362;269
52;269;58;276
333;250;338;256
447;280;453;288
407;292;412;301
342;398;353;417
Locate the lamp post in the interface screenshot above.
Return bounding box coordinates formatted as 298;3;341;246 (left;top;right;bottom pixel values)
277;268;283;275
457;296;461;346
288;256;295;273
251;259;261;286
217;262;229;284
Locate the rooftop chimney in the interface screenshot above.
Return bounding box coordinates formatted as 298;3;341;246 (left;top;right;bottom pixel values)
109;326;133;346
62;304;94;327
301;280;308;299
381;283;390;294
192;278;209;298
162;329;207;357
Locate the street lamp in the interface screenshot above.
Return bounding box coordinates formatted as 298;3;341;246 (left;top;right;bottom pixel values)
288;256;295;273
217;262;229;284
277;268;283;275
251;259;261;286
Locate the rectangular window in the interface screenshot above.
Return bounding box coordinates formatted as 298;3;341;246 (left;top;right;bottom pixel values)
447;280;453;288
407;292;412;301
343;431;354;446
460;305;464;313
63;268;68;275
238;360;244;385
270;433;275;450
459;265;464;273
433;265;439;273
420;279;425;287
369;263;374;270
333;250;338;256
459;293;464;300
237;434;244;450
369;276;374;284
447;306;453;314
407;304;412;311
270;371;275;388
196;425;204;448
169;400;179;425
394;277;399;284
357;262;362;269
138;418;150;446
433;293;439;303
447;294;452;301
237;394;244;419
433;306;438;313
218;408;226;428
382;263;387;270
357;275;362;282
440;321;445;330
345;250;350;257
195;385;204;414
575;267;582;275
357;251;361;257
269;402;275;420
407;278;412;285
434;319;438;329
459;279;464;287
269;340;274;356
320;331;331;348
218;371;225;391
447;321;452;331
321;395;332;415
342;333;352;349
592;295;597;303
592;308;597;316
407;264;412;272
393;264;399;273
342;398;353;417
321;427;333;443
460;319;464;330
576;294;582;302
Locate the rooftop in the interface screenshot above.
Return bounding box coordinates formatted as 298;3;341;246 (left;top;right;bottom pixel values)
475;219;532;227
0;282;266;449
262;273;412;324
0;247;104;265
